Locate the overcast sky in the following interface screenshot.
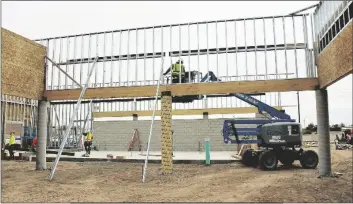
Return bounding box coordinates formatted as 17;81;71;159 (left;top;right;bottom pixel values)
2;1;352;126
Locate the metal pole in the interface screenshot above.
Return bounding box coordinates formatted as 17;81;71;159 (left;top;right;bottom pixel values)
49;57;98;181
282;16;288;78
152;27;155;83
178;25;181;84
73;36;77;89
65;38;70;89
272;17;278;79
58;38;63;89
136;28;139;86
216;21;219;77
225;20;229;81
111;31;114;87
244;19;248;78
263;17;268;80
188;23;191;83
127;29;131;86
103;32;107;87
118;32;122;87
95;35;99;86
206;23;210;79
79;35;84;86
46;57;83;89
142;56;165;183
51;39;56;90
197;23;200;82
297;91;301;123
235;20;238;77
144;28;147;85
292;16;299;77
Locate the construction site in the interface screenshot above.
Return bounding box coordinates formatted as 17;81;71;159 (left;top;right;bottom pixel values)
1;1;352;203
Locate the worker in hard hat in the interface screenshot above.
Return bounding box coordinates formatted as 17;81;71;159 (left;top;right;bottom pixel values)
7;132;16;160
163;59;186;83
31;136;38;152
83;131;93;156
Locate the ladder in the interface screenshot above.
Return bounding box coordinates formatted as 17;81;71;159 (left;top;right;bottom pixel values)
128;129;142;151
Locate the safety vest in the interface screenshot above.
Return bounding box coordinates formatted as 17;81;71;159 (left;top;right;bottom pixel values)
85;132;93;141
9;134;16;145
171;64;185;77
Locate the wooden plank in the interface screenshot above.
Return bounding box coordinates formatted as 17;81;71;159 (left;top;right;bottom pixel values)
1;28;47;100
317;21;353;88
92;106;285;118
44;78;319;101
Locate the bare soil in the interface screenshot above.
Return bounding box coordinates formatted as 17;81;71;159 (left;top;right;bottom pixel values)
2;149;352;203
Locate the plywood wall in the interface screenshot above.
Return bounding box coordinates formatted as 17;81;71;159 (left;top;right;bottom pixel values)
1;28;47;100
316;21;353;88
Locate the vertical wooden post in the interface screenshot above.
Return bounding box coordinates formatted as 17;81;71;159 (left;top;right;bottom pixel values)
161;91;172;174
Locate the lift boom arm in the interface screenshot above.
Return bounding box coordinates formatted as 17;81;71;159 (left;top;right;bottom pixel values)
201;71;292;120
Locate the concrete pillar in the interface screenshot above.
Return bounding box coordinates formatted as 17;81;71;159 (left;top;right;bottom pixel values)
315;89;331;177
203;112;209;119
132;114;138;121
161;91;173;174
36;100;48;170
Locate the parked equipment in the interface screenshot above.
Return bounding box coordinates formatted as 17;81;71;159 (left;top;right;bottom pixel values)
167;68;319;170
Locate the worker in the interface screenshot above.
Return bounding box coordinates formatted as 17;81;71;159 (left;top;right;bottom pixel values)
83;131;93;156
7;132;16;160
163;59;186;83
32;136;38;152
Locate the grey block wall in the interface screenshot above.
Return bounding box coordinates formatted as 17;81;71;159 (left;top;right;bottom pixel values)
93;118;259;152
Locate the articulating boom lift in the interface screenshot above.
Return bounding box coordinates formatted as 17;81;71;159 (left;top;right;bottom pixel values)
205;72;318;170
168;70;319;170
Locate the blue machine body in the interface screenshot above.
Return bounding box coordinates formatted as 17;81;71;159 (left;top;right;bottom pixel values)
201;71;296;144
22;126;37;140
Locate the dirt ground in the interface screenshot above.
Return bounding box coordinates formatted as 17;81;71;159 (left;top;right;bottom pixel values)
2;148;352;203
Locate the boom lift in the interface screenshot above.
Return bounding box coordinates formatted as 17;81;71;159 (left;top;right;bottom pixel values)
166;70;319;170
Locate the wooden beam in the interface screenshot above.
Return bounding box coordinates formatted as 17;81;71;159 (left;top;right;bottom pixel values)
92;106;285;118
317;21;353;88
44;78;319;101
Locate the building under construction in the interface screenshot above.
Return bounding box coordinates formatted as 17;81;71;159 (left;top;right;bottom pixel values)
1;1;352;182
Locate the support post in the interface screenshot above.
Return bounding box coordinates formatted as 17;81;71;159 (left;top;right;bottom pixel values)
205;138;211;165
315;89;331;177
203;112;209;119
161;91;173;174
133;114;138;121
36;100;48;170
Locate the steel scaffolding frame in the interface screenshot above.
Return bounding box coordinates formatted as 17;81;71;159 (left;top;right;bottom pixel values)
35;14;317;92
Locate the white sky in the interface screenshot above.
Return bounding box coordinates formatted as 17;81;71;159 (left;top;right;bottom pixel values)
2;1;352;126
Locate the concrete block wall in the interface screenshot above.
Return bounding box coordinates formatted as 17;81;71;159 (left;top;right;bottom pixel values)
93;118;255;152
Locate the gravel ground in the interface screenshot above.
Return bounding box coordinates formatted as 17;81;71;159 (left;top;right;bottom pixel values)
1;148;352;203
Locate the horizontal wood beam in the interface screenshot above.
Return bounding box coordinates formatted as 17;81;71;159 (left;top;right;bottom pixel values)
93;106;287;118
44;78;319;101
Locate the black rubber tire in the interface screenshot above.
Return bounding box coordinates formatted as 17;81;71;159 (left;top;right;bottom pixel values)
259;150;278;170
300;150;319;169
241;149;253;166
